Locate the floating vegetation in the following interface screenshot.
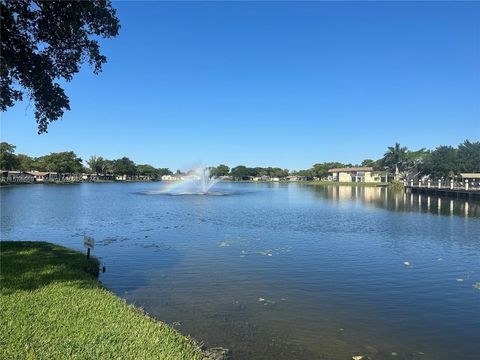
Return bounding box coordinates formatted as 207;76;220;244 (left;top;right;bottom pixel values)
240;249;273;257
258;297;276;306
473;283;480;290
97;236;130;246
218;240;236;247
217;236;251;248
238;245;292;257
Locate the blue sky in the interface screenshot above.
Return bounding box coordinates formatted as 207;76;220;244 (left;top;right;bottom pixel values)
2;1;479;170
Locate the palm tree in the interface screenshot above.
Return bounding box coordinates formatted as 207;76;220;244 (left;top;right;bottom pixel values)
382;143;408;180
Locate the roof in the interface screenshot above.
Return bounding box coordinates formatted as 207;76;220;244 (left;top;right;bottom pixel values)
460;173;480;178
328;167;374;173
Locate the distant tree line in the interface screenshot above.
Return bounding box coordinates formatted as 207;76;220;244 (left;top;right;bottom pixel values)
0;144;172;179
1;139;478;180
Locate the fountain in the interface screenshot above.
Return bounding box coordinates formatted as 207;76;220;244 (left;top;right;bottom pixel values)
147;165;221;195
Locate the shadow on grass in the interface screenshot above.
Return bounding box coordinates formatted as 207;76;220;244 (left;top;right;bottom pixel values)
1;241;100;294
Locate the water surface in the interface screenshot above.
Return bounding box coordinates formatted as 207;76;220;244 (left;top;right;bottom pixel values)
1;182;479;359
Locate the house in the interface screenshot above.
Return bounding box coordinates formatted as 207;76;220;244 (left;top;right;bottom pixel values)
460;173;480;187
285;175;307;182
29;171;56;182
328;167;387;183
161;174;176;181
1;171;35;183
29;171;59;182
460;173;480;181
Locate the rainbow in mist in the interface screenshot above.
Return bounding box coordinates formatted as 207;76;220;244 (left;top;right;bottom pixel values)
146;165;220;195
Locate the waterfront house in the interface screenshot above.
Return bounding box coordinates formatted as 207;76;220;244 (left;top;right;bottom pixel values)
460;173;480;187
286;175;307;181
460;173;480;181
1;171;35;183
29;171;59;182
161;174;176;181
328;167;386;183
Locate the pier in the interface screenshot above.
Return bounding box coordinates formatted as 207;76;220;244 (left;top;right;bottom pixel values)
404;179;480;200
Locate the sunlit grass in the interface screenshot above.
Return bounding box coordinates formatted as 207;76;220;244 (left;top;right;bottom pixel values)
0;241;204;359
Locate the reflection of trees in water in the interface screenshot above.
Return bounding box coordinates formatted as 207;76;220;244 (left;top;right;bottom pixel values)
307;184;479;218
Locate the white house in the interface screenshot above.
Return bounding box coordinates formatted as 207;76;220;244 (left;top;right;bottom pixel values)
328;167;386;183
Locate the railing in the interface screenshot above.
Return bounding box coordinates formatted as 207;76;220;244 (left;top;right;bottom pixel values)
404;179;480;191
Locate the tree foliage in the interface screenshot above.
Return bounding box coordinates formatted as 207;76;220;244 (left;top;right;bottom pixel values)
381;143;408;176
1;139;479;181
36;151;84;173
87;156;113;174
1;0;120;133
16;153;35;171
457;140;480;173
0;142;19;170
210;164;230;177
420;146;459;178
112;157;136;176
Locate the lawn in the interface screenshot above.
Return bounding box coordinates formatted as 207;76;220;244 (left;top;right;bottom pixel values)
0;241;205;360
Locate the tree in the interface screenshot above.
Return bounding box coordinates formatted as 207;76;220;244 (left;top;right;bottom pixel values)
1;0;120;133
311;162;349;179
0;142;19;170
157;168;172;177
88;156;103;173
381;143;409;179
37;151;84;173
230;165;254;180
295;168;314;180
401;148;429;178
16;153;35;171
361;159;376;167
112;157;136;176
420;146;459;179
137;164;157;178
210;164;230;177
457;140;480;173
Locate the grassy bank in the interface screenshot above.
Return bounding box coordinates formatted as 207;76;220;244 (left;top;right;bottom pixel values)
0;241;205;359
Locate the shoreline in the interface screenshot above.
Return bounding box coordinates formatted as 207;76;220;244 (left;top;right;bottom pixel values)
1;179;389;187
0;241;209;359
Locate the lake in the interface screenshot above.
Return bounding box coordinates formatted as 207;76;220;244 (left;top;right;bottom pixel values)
1;182;479;359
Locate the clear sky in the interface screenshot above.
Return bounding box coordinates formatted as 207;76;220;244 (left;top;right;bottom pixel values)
2;1;479;171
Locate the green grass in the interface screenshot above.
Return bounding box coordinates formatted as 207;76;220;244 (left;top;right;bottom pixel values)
387;180;405;191
0;241;205;360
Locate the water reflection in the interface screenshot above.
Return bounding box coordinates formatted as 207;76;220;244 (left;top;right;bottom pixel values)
1;182;480;360
307;184;480;217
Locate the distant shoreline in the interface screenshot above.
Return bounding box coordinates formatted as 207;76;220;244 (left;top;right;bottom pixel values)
0;179;389;187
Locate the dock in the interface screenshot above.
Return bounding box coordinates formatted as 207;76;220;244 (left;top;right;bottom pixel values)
404;180;480;200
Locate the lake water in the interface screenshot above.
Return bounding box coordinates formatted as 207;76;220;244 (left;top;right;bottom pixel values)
1;182;479;359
